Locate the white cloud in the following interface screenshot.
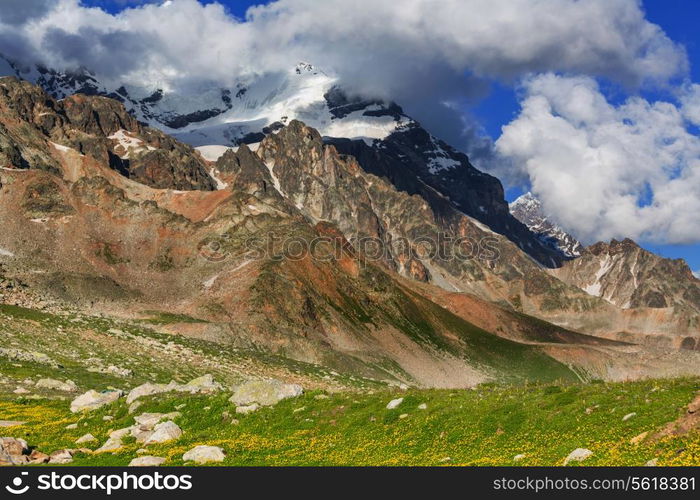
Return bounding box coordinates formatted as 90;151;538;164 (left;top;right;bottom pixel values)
496;73;700;245
681;83;700;127
0;0;687;94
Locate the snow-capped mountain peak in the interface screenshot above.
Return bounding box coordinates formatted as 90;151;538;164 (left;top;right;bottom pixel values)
510;192;583;258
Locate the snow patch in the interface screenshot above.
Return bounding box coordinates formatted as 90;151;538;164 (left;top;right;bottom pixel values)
196;145;232;162
583;255;614;297
108;130;155;159
208;167;228;190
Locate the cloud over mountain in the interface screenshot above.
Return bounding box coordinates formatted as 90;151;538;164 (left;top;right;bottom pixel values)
496;73;700;245
0;0;697;245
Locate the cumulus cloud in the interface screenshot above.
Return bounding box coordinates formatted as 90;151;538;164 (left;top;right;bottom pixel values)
496;74;700;245
0;0;687;93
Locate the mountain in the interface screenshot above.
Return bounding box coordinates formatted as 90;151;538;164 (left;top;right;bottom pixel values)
510;192;583;258
0;57;567;268
3;77;697;385
552;238;700;331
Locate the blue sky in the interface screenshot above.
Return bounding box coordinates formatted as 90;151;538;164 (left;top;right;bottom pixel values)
75;0;700;271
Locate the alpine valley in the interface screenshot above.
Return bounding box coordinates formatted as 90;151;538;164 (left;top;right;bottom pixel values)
0;57;698;466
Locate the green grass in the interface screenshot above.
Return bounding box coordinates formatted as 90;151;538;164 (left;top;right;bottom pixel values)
1;377;698;466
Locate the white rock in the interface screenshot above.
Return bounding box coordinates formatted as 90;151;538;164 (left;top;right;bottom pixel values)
229;379;303;407
13;387;29;394
622;412;637;421
645;458;659;466
36;378;78;392
129;456;166;467
145;421;181;445
514;454;526;461
49;449;73;464
235;403;260;415
386;398;404;410
126;382;177;404
70;390;122;413
95;437;124;453
65;423;78;430
75;433;96;444
182;445;226;464
564;448;593;465
418;403;427;410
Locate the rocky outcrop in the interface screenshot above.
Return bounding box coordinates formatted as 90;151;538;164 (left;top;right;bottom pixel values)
553;238;699;314
0;77;214;191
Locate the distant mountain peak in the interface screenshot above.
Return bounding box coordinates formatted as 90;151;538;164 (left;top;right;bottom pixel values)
510;192;583;258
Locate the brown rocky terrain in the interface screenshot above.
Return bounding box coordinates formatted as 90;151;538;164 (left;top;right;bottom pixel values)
0;78;698;387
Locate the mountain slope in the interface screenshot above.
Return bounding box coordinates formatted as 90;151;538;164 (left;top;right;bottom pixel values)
3;78;691;386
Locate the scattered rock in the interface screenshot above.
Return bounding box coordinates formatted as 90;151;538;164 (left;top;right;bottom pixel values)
651;392;700;440
103;416;113;421
49;449;73;464
65;423;78;430
630;432;648;445
0;348;59;367
564;448;593;465
13;387;29;395
95;438;123;453
623;412;637;421
0;437;29;465
514;454;526;461
418;403;427;410
134;412;180;429
314;394;329;400
129;456;166;467
126;375;222;404
293;407;306;413
182;445;226;464
126;382;177;404
136;448;147;454
585;405;599;415
145;421;181;445
35;378;77;392
235;403;259;415
75;433;96;444
181;374;222;393
229;379;303;407
399;414;408;419
0;420;26;427
70;390;123;413
645;458;659;466
28;450;49;464
386;398;404;410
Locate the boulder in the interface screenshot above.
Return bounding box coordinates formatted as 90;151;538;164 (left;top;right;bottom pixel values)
622;412;637;421
180;374;222;393
386;398;404;410
563;448;593;465
36;378;77;392
235;403;259;415
126;382;177;404
75;433;96;444
70;390;122;413
0;437;28;465
182;445;226;464
144;421;181;445
129;456;166;467
229;379;303;407
49;449;73;464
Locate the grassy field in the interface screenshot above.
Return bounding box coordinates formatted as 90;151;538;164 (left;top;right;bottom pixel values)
0;377;698;466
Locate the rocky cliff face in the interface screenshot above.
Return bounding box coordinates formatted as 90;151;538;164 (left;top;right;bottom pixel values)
0;77;214;191
510;192;583;258
553;238;700;312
